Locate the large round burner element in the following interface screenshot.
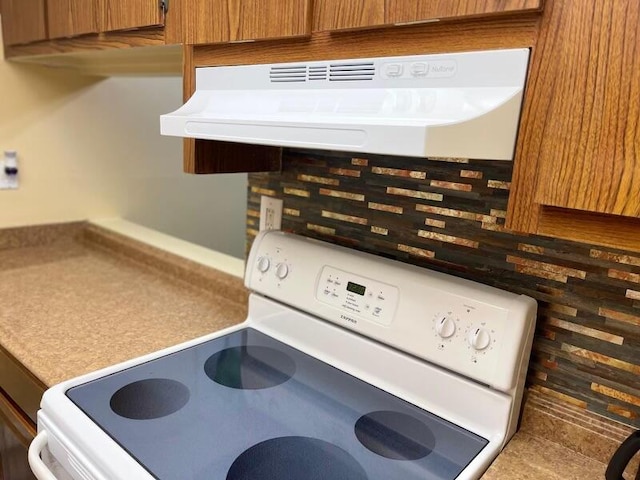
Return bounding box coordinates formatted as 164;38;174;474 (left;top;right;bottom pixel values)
204;346;296;390
110;378;189;420
227;436;368;480
355;410;435;461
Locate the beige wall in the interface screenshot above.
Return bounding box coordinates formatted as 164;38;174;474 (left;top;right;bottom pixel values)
0;34;247;258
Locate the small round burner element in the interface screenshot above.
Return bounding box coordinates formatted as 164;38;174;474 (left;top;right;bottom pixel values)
204;346;295;390
355;410;435;461
110;378;189;420
227;436;368;480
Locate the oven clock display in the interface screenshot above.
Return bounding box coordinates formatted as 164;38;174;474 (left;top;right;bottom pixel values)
317;266;398;326
347;281;366;296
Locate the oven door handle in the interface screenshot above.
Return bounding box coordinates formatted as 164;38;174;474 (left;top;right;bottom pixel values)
28;431;59;480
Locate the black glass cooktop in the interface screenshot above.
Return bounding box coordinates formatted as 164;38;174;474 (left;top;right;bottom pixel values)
67;328;487;480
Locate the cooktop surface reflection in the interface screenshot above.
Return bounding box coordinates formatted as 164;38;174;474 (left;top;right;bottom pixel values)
66;328;487;480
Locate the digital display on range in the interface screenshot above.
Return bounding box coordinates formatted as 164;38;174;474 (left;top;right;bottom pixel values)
347;281;366;296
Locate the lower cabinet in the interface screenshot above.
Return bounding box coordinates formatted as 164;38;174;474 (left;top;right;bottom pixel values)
0;390;36;480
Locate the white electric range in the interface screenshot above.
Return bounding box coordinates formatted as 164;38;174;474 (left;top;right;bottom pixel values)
29;230;536;480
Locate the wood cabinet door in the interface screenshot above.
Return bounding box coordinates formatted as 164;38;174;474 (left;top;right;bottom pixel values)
508;0;640;244
187;0;312;44
98;0;164;33
314;0;542;32
532;0;640;218
47;0;99;39
386;0;543;25
0;0;47;46
0;391;36;480
313;0;384;32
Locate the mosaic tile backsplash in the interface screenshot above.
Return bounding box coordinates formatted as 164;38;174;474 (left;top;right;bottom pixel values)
247;149;640;427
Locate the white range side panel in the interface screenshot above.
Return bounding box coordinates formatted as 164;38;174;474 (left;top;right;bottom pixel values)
160;49;530;160
246;231;537;393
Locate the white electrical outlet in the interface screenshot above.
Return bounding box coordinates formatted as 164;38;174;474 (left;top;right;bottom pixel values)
259;196;283;231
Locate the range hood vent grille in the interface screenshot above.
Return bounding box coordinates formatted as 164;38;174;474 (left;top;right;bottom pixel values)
269;62;375;83
329;62;375;81
269;65;307;83
308;65;328;81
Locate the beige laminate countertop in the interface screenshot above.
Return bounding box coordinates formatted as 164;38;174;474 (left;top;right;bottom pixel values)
1;222;635;480
0;222;248;389
482;431;607;479
482;390;638;480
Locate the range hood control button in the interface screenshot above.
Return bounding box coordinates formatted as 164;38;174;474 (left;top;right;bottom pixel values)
385;63;404;77
411;62;428;76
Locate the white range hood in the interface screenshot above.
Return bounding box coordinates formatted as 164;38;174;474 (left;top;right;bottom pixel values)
160;49;530;160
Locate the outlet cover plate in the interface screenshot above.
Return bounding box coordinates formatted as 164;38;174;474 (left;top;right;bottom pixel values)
259;196;283;231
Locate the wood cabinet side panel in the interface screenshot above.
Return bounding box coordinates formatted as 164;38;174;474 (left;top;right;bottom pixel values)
99;0;163;33
187;0;311;44
0;0;47;46
183;45;197;173
532;0;640;218
164;0;183;43
505;0;554;233
386;0;543;24
47;0;99;39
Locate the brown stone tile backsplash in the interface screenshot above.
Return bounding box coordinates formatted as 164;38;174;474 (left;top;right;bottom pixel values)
247;148;640;427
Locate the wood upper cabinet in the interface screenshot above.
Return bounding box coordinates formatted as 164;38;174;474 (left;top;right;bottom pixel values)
47;0;99;39
0;0;47;46
99;0;164;32
313;0;384;32
507;0;640;251
186;0;312;44
2;0;165;46
314;0;543;32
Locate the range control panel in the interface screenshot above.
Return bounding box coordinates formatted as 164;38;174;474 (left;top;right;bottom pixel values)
246;231;537;392
316;266;398;326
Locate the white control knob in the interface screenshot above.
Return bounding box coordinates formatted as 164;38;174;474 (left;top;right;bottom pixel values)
257;256;270;273
435;316;456;339
275;263;289;280
468;328;491;350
